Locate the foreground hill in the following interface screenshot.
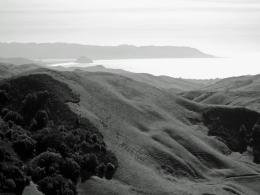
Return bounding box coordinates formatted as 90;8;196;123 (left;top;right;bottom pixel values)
0;43;214;59
6;68;257;195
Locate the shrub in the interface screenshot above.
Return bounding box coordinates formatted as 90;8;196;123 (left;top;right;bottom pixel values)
37;91;50;106
252;123;260;163
1;108;9;118
13;135;36;159
81;153;98;172
0;83;10;92
0;164;29;194
31;166;46;182
80;153;98;181
0;90;8;105
79;141;93;153
22;91;49;122
103;151;118;168
22;93;38;117
0;147;8;161
4;178;16;190
61;158;80;183
37;175;76;195
35;110;49;129
3;110;23;126
105;163;116;180
238;125;248;153
64;132;81;149
30;152;62;171
91;134;98;143
96;163;106;178
35;129;66;154
30;110;49;131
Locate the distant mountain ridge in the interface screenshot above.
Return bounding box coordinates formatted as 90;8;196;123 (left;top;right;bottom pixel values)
0;42;214;59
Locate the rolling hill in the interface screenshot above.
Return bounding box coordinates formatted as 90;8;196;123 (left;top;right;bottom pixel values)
0;64;260;195
6;68;258;195
53;65;217;92
181;74;260;112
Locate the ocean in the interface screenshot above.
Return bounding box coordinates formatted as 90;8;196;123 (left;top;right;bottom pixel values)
48;56;260;79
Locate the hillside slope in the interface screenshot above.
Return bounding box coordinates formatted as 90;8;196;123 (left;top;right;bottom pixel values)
203;74;260;91
181;74;260;112
53;65;216;92
16;69;260;195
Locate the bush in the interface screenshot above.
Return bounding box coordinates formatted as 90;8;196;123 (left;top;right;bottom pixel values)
29;152;79;195
238;125;248;153
22;93;38;117
22;91;49;122
0;83;10;92
35;110;49;129
252;123;260;163
37;175;76;195
30;110;49;131
4;178;16;190
3;110;23;126
96;163;106;178
0;90;8;105
30;152;62;171
1;108;9;118
13;135;36;159
0;147;9;161
64;132;81;149
81;153;98;173
61;158;80;183
35;129;65;154
37;91;50;106
105;163;116;180
80;153;98;181
0;164;29;194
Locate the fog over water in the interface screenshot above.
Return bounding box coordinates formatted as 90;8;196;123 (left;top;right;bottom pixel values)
1;0;260;78
49;54;260;79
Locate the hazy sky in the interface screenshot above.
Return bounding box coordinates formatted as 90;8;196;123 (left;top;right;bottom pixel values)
1;0;260;56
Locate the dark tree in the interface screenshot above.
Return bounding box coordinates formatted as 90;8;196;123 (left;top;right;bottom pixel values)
37;175;76;195
3;110;23;126
252;122;260;163
96;163;106;178
13;135;36;159
105;163;116;180
61;158;80;183
0;90;8;105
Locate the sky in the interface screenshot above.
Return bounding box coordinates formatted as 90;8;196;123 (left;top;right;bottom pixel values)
0;0;260;56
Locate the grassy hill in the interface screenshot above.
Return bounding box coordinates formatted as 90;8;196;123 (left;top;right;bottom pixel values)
0;65;260;194
12;68;258;195
181;74;260;112
53;65;217;92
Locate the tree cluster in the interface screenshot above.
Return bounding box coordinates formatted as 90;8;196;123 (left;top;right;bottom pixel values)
0;83;118;195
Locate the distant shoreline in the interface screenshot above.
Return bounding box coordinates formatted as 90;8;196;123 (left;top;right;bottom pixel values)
0;42;215;59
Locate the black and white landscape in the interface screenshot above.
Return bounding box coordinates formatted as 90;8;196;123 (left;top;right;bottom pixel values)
1;0;260;195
